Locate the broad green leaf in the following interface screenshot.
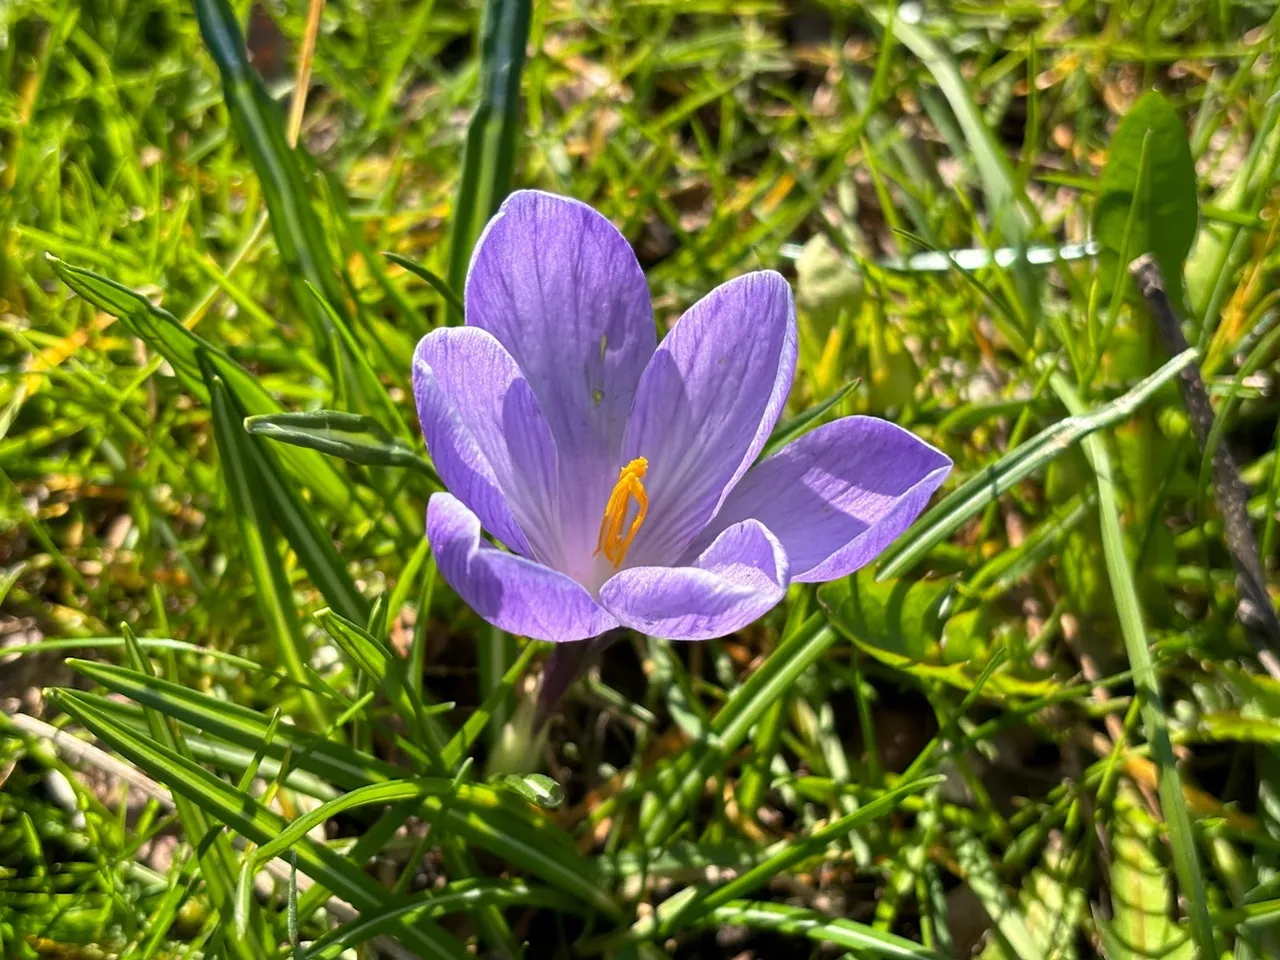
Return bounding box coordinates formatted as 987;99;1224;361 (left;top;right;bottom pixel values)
817;572;1052;698
1095;92;1198;305
1184;98;1279;322
1102;782;1194;960
977;841;1084;960
954;830;1041;960
794;233;863;328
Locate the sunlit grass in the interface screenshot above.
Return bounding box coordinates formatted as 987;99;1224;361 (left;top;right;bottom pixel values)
2;0;1279;957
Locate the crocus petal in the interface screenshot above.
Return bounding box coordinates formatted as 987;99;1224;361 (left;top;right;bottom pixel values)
689;417;951;582
428;493;618;643
621;271;797;566
414;329;563;564
465;190;655;572
599;519;789;641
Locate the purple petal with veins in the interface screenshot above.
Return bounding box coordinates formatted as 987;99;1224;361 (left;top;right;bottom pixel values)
413;190;950;646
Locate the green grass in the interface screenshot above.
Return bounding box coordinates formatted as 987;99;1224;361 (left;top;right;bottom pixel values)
2;0;1280;957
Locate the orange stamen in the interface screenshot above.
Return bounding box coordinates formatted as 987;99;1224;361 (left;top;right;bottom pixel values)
595;458;649;566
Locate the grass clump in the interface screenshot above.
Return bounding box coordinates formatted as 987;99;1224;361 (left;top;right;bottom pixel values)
2;1;1280;958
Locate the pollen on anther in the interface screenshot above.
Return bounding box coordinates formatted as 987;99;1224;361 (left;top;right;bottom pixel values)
594;457;649;567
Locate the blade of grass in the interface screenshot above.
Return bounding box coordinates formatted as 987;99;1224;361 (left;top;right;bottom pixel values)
641;613;837;845
877;348;1197;580
384;251;465;322
307;880;581;960
46;255;355;512
211;388;371;625
48;688;470;960
116;626;267;960
192;0;350;349
201;357;327;730
60;663;618;918
689;900;942;958
245;410;437;477
315;607;442;766
656;775;943;936
444;0;532;308
1052;376;1217;956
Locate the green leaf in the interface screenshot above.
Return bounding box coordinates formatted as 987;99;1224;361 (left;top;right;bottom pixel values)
655;775;942;936
384;252;466;321
306;880;584;960
441;641;540;770
300;282;411;442
47;689;469;960
762;377;861;458
817;572;1051;698
691;900;943;958
202;359;328;731
115;627;267;960
61;662;619;918
954;830;1041;960
886;12;1036;318
245;410;437;476
1051;377;1216;956
640;613;839;845
251;778;456;866
67;659;402;786
1196;713;1280;745
1102;782;1194;960
191;0;350;346
876;348;1197;579
445;0;532;305
208;393;370;626
1095;92;1199;305
314;608;441;765
47;256;355;513
496;773;564;809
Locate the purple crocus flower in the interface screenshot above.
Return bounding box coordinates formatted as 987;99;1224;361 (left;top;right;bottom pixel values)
413;191;951;644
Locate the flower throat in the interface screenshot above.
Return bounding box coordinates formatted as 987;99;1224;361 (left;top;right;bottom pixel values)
595;458;648;566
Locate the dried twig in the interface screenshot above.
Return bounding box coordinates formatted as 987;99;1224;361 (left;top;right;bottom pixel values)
286;0;326;147
1130;254;1280;679
7;712;175;808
